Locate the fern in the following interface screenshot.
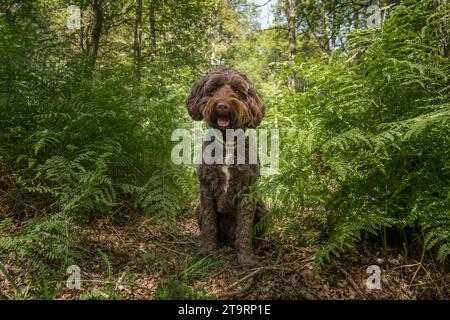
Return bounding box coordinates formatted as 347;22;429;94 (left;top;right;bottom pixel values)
98;249;114;280
266;0;450;267
155;258;214;300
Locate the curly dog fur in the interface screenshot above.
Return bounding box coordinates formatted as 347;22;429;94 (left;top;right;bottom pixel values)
186;68;267;266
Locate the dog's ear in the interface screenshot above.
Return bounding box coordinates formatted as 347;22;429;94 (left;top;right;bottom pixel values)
231;71;265;128
246;84;265;128
186;76;208;121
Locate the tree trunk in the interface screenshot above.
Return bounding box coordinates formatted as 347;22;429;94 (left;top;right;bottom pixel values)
149;0;156;57
284;0;297;91
88;0;103;69
330;1;336;50
133;0;143;81
321;0;331;52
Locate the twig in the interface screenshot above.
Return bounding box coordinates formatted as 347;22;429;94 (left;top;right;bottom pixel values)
46;279;116;285
166;230;196;244
212;266;268;295
115;272;126;291
142;225;188;256
345;52;359;63
410;275;450;288
153;240;187;256
409;246;426;287
212;264;297;296
334;263;365;298
392;263;421;270
254;0;272;7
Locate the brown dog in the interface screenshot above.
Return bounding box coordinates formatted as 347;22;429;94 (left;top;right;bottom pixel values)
186;68;266;266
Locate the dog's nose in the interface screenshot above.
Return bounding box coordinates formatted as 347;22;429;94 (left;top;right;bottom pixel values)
216;102;229;111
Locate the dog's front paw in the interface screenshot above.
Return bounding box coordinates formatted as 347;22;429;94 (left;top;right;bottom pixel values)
237;253;260;267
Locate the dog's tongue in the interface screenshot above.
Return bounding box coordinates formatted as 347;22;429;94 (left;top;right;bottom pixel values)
217;118;230;128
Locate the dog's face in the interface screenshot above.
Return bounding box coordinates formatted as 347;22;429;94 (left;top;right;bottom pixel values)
186;68;264;130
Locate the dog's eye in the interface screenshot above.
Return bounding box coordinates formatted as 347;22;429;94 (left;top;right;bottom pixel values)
205;86;216;96
232;87;247;99
239;90;249;100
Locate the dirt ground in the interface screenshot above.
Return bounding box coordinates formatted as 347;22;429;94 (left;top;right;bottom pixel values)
1;211;449;300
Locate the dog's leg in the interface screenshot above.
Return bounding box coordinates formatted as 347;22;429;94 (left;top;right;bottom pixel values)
199;185;219;255
235;199;259;267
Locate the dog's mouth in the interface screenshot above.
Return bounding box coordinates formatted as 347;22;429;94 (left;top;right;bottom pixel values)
212;112;235;130
217;117;231;129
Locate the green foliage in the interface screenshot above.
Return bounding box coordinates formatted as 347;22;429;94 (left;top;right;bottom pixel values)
1;0;449;300
0;213;75;266
0;0;202;297
0;212;78;298
155;257;216;300
264;0;450;267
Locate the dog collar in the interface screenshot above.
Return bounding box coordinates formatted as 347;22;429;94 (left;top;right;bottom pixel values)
214;135;237;148
206;128;247;148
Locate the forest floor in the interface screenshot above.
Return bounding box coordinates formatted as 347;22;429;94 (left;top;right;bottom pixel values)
1;209;449;300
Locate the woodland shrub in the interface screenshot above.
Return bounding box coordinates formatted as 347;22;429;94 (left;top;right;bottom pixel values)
0;8;195;295
263;0;450;267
